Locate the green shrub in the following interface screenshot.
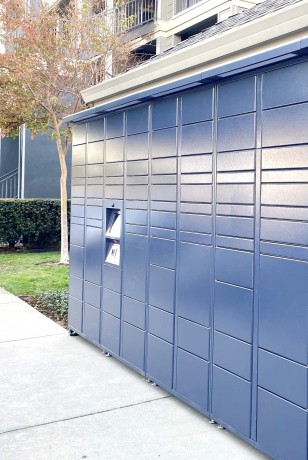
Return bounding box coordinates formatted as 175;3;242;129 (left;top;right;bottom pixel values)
0;199;70;249
34;290;69;322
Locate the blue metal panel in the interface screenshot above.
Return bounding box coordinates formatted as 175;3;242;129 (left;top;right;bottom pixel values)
262;103;308;147
263;61;308;109
151;211;176;229
218;77;256;118
103;265;122;293
85;227;102;285
68;297;83;332
106;113;124;138
87;164;104;177
181;184;212;203
260;242;308;262
148;306;174;343
177;318;209;360
72;145;86;165
181;154;212;173
262;145;308;170
122;322;145;371
214;281;253;343
213;332;252;381
259;256;308;365
86;206;103;220
106;138;124;162
152;98;177;130
87;118;104;142
150;237;176;269
101;312;120;355
123;234;147;302
261;219;308;246
217;183;254;204
181;122;213;155
70;245;84;279
72;165;86;177
178;242;211;326
152;157;177;174
84;281;101;308
87;141;104;164
69;276;83;301
126;133;149;160
151;184;177;201
216;216;254;239
215;248;254;289
70;224;84;246
257;388;307;460
83;304;100;343
176;348;208;411
105;162;123;176
127;105;148;134
127;159;148;176
180;213;211;234
146;335;173;388
126;185;148;200
72;124;86;145
212;366;251;437
123;296;146;330
126;209;147;226
181;88;213;124
216;236;254;252
102;288;121;317
261;184;308;207
218;114;255;152
149;265;175;313
152;128;177;157
258;349;307;408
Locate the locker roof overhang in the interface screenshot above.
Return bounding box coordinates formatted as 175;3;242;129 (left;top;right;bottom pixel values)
64;8;308;124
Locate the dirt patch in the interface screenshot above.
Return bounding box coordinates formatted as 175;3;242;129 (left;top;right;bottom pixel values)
19;295;67;328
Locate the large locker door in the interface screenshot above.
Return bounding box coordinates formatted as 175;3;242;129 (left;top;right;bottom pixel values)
175;88;214;412
212;76;256;436
257;61;308;460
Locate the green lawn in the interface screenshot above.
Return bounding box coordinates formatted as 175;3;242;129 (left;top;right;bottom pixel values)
0;251;69;295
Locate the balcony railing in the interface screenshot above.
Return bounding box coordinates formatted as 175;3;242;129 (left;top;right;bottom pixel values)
175;0;203;15
0;169;18;199
125;0;156;28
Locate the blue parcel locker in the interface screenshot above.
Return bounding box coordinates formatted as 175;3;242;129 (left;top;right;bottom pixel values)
68;57;308;460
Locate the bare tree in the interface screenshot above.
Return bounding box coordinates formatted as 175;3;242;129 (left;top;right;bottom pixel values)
0;0;132;263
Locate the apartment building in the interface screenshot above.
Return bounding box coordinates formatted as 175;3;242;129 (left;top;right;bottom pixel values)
126;0;261;58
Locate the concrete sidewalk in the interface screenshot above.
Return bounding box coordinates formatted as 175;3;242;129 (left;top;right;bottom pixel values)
0;288;269;460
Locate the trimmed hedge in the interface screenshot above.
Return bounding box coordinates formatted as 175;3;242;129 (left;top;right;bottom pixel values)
0;199;70;249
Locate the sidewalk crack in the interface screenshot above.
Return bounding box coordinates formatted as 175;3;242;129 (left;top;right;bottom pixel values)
0;395;172;435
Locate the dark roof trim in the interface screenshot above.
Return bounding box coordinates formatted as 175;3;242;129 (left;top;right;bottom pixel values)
65;37;308;124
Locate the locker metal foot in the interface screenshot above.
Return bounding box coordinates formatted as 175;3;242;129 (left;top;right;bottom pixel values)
217;424;224;430
209;419;216;424
69;329;78;336
151;382;158;386
146;379;152;383
105;352;111;357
